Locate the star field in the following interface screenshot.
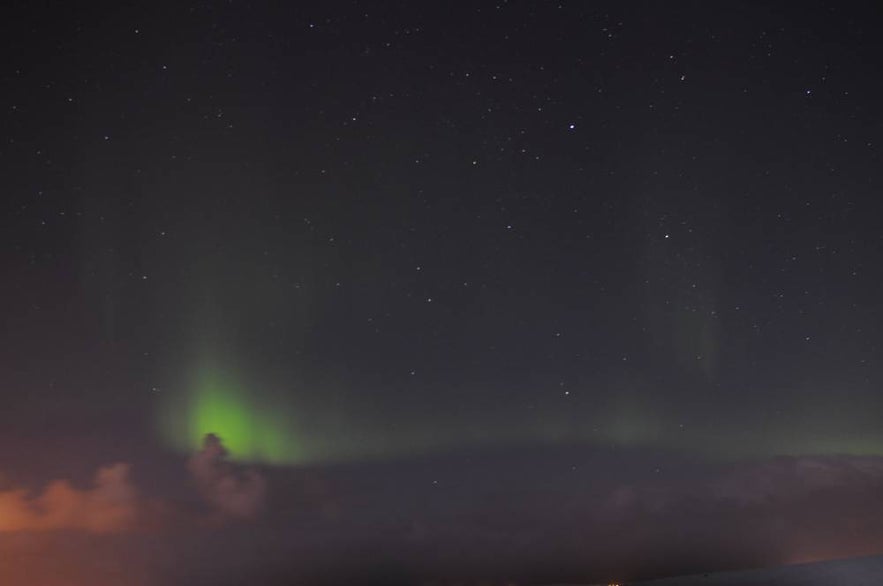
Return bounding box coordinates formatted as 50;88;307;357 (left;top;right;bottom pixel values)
3;2;883;462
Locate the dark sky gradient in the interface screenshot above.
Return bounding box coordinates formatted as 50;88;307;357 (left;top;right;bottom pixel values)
3;2;883;584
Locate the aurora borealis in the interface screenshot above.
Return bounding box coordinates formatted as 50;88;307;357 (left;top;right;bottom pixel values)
6;2;883;585
159;362;302;463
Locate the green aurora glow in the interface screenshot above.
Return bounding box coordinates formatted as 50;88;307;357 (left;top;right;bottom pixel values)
156;359;883;465
160;366;304;463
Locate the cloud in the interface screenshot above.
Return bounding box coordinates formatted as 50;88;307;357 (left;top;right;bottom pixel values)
602;455;883;513
593;454;883;570
0;436;268;585
6;445;883;584
710;455;883;504
0;463;139;534
0;433;266;536
187;433;267;519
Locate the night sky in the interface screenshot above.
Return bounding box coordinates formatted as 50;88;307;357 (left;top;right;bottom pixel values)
4;2;883;585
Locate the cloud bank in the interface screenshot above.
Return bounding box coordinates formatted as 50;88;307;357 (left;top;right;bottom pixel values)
0;462;139;534
0;434;266;535
5;444;883;585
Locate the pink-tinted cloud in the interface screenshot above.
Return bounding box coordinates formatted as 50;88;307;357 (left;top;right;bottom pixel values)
0;434;266;537
0;463;139;534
